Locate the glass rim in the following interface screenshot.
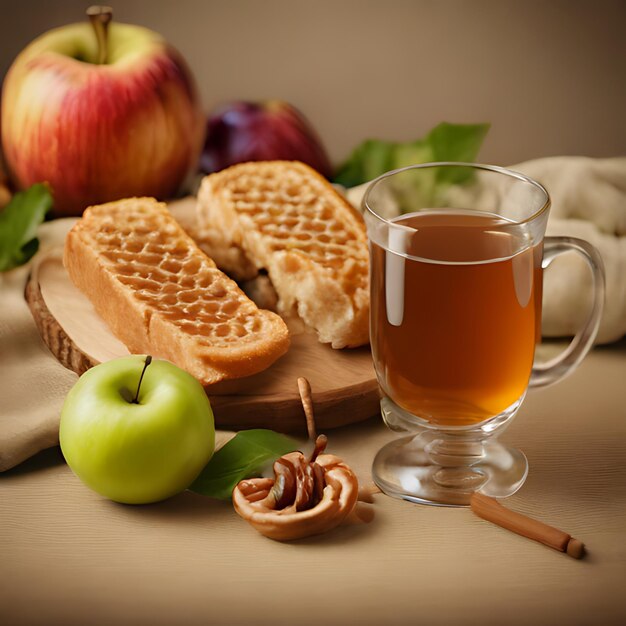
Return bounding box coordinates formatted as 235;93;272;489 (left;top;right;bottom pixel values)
362;161;551;226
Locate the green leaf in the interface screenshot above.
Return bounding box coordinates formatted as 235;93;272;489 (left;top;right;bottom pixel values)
332;121;490;188
0;183;53;271
427;122;490;185
334;139;395;188
391;139;433;171
189;429;299;500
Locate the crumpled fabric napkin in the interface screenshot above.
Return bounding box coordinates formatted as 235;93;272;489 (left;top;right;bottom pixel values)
347;156;626;344
513;157;625;344
0;219;77;471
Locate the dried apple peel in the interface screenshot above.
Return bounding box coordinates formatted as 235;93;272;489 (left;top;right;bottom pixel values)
233;378;377;541
233;437;362;541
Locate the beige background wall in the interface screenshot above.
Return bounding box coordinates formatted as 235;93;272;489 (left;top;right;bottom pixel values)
1;0;624;167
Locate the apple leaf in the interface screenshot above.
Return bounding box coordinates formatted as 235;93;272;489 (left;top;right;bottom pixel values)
427;122;491;185
333;121;490;188
189;429;299;500
0;183;53;271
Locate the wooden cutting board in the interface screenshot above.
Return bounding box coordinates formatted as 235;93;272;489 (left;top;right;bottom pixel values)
25;235;380;433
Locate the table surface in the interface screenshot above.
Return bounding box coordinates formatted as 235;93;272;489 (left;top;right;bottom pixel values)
2;341;626;626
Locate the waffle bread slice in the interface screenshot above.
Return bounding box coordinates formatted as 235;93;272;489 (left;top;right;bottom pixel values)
64;197;289;385
173;205;258;281
197;161;370;348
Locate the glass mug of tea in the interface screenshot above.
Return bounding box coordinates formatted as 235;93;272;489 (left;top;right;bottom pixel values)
364;163;605;506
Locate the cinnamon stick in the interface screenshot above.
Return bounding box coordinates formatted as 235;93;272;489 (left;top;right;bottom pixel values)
297;377;317;441
470;493;585;559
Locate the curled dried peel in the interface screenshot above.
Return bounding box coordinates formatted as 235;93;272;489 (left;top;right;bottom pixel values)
233;452;361;541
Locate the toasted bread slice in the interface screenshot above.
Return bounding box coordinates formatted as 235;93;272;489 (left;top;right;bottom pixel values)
197;161;369;348
64;197;289;385
172;201;258;281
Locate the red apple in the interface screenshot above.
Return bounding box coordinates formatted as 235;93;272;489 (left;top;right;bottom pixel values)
200;100;333;178
1;8;204;216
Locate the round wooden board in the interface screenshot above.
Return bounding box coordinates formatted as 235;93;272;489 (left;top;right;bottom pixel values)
25;248;380;433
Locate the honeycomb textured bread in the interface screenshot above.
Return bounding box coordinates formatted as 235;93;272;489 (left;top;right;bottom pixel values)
173;207;258;281
63;197;290;385
197;161;370;348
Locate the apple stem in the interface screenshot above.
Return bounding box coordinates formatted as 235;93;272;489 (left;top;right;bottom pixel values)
132;355;152;404
87;6;113;65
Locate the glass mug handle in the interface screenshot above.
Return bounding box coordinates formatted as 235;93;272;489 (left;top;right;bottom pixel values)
530;236;605;388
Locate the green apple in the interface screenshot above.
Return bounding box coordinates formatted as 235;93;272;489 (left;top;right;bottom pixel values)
60;356;214;504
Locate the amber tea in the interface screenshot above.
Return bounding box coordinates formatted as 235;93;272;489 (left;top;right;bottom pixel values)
370;210;543;426
367;162;604;505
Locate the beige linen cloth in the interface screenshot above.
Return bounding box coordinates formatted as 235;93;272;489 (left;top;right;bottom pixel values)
0;219;77;471
1;156;625;471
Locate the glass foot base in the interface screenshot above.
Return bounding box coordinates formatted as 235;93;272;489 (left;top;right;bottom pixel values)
372;432;528;507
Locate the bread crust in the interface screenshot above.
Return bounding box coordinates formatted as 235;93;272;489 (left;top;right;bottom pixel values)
197;161;370;348
63;197;289;385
